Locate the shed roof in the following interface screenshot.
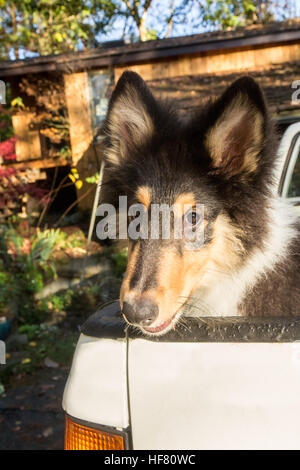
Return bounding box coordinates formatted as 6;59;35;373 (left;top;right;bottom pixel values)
0;19;300;78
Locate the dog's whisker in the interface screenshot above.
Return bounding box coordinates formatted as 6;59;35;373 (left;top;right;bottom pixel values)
176;296;219;317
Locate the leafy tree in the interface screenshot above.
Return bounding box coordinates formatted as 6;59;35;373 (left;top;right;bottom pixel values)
112;0;195;41
0;0;116;59
197;0;297;29
0;0;298;60
117;0;298;40
119;0;155;41
0;0;194;58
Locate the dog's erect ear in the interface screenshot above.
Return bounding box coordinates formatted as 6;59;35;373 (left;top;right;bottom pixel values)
205;77;267;179
103;71;157;165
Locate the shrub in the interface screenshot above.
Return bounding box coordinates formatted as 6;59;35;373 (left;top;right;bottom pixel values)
0;226;61;324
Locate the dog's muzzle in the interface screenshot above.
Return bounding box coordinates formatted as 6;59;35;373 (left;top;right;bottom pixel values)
122;297;159;327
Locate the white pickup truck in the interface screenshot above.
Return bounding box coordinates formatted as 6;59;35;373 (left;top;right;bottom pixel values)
62;121;300;451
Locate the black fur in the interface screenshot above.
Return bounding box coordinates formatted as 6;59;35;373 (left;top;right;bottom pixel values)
100;71;300;317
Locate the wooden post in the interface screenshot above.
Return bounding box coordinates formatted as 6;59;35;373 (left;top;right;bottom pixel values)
12;112;41;161
64;72;98;211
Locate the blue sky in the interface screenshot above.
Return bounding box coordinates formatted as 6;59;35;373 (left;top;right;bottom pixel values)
97;0;210;42
8;0;300;60
98;0;300;43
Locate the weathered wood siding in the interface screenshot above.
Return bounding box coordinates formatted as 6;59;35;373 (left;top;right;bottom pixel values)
115;42;300;82
12;112;41;161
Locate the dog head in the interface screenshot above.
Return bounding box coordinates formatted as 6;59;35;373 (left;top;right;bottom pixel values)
101;71;274;335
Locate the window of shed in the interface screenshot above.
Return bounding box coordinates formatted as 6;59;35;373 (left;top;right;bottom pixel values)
87;70;114;136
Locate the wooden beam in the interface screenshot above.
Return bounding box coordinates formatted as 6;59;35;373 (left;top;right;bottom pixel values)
2;157;69;169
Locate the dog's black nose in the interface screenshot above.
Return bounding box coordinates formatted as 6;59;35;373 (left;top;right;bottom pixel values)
122;298;159;327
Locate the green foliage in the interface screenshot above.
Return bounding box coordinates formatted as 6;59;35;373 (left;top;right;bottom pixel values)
0;266;11;310
60;146;71;158
0;225;61;323
0;111;13;141
11;96;24;108
0;0;117;59
111;248;128;277
0;0;294;60
48;294;67;312
53;227;86;249
2;323;77;380
199;0;278;29
85;172;100;184
144;29;159;40
18;323;40;341
48;285;102;314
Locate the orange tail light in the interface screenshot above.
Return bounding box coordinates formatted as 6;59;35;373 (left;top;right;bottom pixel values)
64;415;125;450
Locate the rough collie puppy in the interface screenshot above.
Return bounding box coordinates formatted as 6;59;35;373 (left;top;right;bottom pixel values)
100;71;300;335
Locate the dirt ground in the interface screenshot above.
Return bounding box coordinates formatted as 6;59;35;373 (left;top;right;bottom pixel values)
0;366;68;450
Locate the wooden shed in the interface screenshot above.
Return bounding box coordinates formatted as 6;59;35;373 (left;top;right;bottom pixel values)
1;19;300;210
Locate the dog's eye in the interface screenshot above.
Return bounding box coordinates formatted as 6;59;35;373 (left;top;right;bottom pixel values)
184;210;202;227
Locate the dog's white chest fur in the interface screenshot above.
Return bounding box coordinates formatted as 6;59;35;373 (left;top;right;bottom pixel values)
190;199;298;317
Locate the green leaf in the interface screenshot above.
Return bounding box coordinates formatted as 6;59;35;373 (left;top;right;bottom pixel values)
85;172;99;184
11;97;25;109
53;32;63;43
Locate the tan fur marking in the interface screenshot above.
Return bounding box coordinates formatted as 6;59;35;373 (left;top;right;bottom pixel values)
120;241;140;307
206;94;263;176
136;186;152;209
143;247;188;324
242;112;263;175
106;84;154;165
146;214;244;324
121;212;245;331
173;192;196;217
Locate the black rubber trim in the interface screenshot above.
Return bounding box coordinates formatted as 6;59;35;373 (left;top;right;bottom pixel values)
80;301;300;343
65;413;132;450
